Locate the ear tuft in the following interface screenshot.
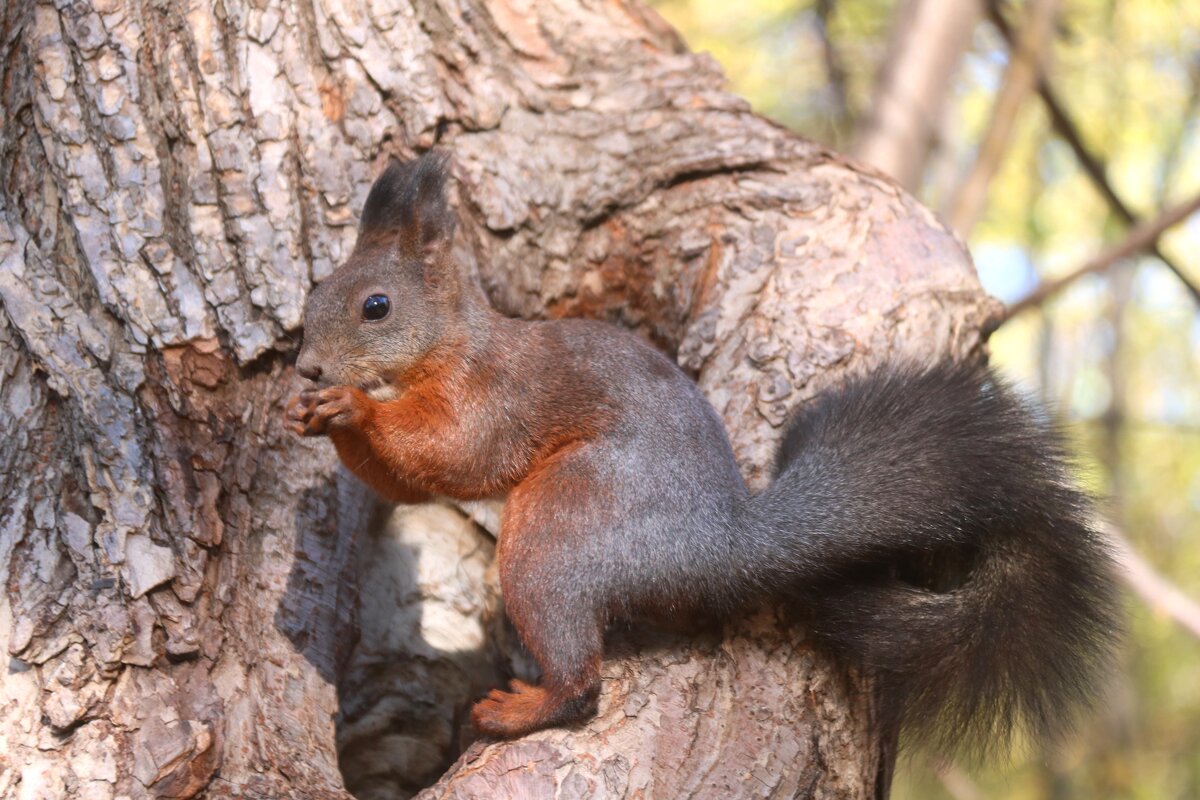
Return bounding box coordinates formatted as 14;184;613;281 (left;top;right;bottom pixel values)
358;151;455;251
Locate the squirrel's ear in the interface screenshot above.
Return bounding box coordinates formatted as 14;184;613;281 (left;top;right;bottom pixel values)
358;151;455;252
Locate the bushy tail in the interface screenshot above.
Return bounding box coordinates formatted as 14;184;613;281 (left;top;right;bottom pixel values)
741;361;1120;757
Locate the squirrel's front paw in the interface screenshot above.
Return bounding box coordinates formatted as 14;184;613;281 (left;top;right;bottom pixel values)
284;386;368;436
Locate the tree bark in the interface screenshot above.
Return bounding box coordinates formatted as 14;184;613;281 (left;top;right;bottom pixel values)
0;1;1000;798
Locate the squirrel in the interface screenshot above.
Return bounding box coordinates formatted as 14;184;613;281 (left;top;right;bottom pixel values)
284;151;1119;756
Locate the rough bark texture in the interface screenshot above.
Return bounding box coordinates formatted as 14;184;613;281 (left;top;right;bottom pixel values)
0;0;1000;798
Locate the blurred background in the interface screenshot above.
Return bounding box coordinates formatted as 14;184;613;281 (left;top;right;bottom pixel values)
651;0;1200;797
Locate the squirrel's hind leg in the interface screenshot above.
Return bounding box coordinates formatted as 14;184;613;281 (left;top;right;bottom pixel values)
472;457;608;738
470;576;603;738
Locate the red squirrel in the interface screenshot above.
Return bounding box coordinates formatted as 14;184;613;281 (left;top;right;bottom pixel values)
285;152;1119;753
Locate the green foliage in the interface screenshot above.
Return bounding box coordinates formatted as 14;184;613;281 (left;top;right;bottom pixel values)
655;1;1200;797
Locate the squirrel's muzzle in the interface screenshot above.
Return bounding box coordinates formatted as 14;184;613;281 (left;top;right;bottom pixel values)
296;350;323;383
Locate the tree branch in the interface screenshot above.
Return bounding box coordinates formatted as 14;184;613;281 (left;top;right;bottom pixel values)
987;0;1200;306
1155;59;1200;210
1104;523;1200;640
934;761;988;800
1005;190;1200;319
815;0;852;138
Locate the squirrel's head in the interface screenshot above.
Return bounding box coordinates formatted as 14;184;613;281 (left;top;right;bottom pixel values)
297;152;462;396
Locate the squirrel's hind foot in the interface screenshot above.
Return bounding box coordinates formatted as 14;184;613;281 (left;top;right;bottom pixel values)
471;679;597;739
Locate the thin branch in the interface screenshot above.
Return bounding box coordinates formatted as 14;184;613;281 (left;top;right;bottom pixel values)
987;0;1200;306
1156;58;1200;209
815;0;851;137
1102;522;1200;640
946;0;1058;237
1098;416;1200;436
933;761;987;800
1006;190;1200;319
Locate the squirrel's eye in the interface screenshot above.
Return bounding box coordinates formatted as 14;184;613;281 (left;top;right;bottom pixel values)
362;294;390;321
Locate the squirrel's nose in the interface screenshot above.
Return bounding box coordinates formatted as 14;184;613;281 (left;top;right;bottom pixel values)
296;353;322;382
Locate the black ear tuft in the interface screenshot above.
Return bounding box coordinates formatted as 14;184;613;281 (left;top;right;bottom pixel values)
358;151;455;250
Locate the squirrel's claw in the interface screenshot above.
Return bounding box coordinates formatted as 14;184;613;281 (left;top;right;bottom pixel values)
284;386;368;437
283;394;315;437
471;680;577;739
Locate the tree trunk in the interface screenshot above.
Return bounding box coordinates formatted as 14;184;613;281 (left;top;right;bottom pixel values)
0;1;1000;798
943;0;1058;237
853;0;984;191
